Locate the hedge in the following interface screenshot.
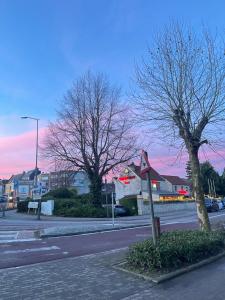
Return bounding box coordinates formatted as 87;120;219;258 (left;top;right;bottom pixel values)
127;230;225;272
43;187;77;199
17;200;29;213
53;198;107;218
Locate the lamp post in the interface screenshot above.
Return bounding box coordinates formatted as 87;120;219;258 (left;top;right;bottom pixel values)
21;116;41;220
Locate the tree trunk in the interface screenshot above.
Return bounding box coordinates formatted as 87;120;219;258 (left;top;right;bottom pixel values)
189;148;211;231
89;175;102;207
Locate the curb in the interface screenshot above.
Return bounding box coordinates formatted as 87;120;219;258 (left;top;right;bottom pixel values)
113;250;225;284
40;224;150;238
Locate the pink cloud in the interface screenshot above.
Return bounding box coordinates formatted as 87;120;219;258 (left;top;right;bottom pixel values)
1;128;225;180
0;128;48;178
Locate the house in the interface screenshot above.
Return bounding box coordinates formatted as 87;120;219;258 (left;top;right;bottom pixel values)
160;175;191;197
113;163;167;201
37;173;50;194
114;163;192;202
5;169;41;200
71;171;90;195
49;170;90;195
0;179;8;196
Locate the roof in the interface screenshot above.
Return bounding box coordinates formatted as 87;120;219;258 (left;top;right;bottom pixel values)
161;175;191;186
128;163;165;181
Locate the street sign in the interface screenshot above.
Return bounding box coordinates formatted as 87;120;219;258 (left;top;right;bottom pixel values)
140;150;151;175
32;187;42;200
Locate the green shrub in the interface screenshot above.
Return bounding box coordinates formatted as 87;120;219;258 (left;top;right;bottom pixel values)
43;187;77;199
120;196;138;216
53;198;107;218
17;200;29;213
127;230;225;272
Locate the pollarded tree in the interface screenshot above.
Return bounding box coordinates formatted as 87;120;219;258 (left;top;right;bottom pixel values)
134;23;225;231
44;71;138;207
185;160;192;180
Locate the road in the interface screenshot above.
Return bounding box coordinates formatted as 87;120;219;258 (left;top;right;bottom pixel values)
1;209;225;269
2;208;225;230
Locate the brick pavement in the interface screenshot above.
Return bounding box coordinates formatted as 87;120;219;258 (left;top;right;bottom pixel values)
1;248;225;300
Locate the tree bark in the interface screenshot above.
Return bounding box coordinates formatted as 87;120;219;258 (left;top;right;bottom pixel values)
89;174;102;207
189;148;211;231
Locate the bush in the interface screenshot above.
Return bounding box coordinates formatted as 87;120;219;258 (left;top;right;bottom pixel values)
127;230;225;272
53;198;107;218
120;196;138;216
17;200;29;213
43;188;77;199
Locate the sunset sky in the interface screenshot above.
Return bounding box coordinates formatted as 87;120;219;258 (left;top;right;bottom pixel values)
1;0;225;178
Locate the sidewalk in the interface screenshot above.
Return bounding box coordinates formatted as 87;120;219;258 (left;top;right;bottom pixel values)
1;209;223;239
1;248;225;299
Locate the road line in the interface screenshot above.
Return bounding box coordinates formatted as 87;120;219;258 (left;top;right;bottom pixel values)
209;213;225;219
3;245;60;254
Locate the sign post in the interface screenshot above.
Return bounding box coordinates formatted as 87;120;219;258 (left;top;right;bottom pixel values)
140;150;157;245
111;192;115;228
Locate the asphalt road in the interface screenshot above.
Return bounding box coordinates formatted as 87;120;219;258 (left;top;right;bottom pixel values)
0;209;225;269
0;223;196;269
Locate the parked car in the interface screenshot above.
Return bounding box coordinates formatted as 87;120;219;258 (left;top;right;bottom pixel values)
204;198;219;212
221;199;225;209
0;195;7;203
114;205;127;216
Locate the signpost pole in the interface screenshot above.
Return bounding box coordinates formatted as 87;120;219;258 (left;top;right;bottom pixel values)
140;150;157;245
146;171;157;245
112;192;115;228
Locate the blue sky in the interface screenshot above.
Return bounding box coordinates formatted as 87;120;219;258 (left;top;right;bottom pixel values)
1;0;225;176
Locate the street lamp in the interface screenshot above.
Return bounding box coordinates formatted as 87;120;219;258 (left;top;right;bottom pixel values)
21;116;41;220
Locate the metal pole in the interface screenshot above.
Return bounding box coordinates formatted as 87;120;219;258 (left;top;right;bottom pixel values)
112;192;115;228
35;119;41;220
207;179;210;197
209;179;213;198
213;180;216;198
147;171;157;245
105;178;109;217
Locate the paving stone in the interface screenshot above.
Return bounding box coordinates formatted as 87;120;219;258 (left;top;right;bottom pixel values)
1;248;225;299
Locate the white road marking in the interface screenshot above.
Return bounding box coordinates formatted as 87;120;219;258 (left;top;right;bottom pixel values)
209;213;225;219
0;238;40;244
3;245;60;254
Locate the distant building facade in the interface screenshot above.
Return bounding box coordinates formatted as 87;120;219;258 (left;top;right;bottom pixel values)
161;175;191;196
114;163;191;201
0;180;8;196
5;169;41;200
49;170;90;195
114;163;167;201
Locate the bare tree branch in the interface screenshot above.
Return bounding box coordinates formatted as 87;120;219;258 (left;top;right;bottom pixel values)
43;71;139;206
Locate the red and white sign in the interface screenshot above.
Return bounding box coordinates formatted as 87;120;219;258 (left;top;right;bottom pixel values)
118;176;136;185
140;150;151;175
178;189;188;195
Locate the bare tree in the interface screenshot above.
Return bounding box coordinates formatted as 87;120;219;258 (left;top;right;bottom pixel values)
44;72;138;206
134;23;225;231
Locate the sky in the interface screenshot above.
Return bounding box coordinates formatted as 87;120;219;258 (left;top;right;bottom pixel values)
1;0;225;178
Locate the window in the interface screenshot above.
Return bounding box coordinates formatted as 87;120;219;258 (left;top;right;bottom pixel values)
174;185;177;191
